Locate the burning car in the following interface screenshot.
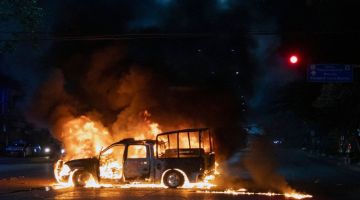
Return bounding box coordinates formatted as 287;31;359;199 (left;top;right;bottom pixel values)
55;128;216;188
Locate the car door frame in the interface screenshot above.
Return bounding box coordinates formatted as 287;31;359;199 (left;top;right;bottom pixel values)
123;144;151;180
98;144;126;183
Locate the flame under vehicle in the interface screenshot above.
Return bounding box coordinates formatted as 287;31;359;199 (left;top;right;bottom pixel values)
55;128;215;188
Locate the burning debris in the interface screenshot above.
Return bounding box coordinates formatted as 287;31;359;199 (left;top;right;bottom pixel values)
196;189;312;199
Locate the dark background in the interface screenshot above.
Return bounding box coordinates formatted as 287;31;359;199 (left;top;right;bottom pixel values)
1;0;360;157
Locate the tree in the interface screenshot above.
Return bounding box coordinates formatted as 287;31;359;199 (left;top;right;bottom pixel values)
0;0;43;52
271;69;360;139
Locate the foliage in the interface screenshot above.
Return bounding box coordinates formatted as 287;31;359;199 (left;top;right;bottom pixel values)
0;0;43;53
271;74;360;136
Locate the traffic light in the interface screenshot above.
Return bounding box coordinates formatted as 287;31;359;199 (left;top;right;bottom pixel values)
289;54;299;64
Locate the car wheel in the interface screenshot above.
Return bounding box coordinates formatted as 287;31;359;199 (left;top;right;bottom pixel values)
163;170;184;188
72;170;92;187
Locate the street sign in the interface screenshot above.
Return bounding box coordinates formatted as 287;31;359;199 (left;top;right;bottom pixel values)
307;64;353;83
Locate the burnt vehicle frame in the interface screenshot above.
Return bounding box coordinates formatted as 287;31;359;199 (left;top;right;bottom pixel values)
55;128;215;188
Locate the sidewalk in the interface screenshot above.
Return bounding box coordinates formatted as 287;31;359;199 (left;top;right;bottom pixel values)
0;156;56;164
0;177;53;194
304;150;360;172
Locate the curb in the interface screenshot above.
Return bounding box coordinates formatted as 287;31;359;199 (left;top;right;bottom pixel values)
304;151;360;172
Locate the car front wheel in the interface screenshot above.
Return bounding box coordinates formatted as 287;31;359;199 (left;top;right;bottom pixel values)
163;170;184;188
72;170;92;187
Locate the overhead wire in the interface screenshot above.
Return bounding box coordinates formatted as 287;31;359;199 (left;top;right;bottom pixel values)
1;31;360;41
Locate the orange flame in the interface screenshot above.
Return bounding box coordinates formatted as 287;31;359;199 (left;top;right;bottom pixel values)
196;189;312;199
60;116;113;161
54;110;164;185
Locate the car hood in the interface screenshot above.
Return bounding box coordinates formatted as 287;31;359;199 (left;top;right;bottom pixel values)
65;157;99;170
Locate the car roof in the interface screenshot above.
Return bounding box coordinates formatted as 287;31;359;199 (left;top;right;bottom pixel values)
156;128;209;137
101;138;156;153
110;138;156;146
103;128;209;152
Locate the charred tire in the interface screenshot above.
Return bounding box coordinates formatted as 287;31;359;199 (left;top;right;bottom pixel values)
72;170;92;187
163;170;184;188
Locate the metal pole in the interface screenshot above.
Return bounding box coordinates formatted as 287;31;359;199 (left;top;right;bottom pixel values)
177;132;179;158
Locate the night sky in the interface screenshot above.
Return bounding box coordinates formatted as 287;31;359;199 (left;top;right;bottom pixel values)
1;0;360;145
0;1;358;101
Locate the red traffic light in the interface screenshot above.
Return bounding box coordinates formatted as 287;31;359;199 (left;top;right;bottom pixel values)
289;55;299;64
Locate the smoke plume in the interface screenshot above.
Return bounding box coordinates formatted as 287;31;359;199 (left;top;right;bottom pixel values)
243;137;294;193
27;45;244;160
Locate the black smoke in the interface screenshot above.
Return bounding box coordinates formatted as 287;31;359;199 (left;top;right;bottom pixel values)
12;1;292;158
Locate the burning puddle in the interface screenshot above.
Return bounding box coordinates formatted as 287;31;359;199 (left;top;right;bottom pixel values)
52;163;312;200
51;183;312;200
195;189;313;199
53;160;312;199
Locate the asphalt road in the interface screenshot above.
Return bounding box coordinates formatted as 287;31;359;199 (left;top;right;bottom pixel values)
0;187;307;200
0;146;359;200
276;148;360;200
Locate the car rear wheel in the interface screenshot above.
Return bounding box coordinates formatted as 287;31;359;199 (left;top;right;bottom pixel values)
163;170;184;188
72;170;92;187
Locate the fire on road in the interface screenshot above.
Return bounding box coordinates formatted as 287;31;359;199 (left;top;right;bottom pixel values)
4;146;360;200
51;116;311;199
